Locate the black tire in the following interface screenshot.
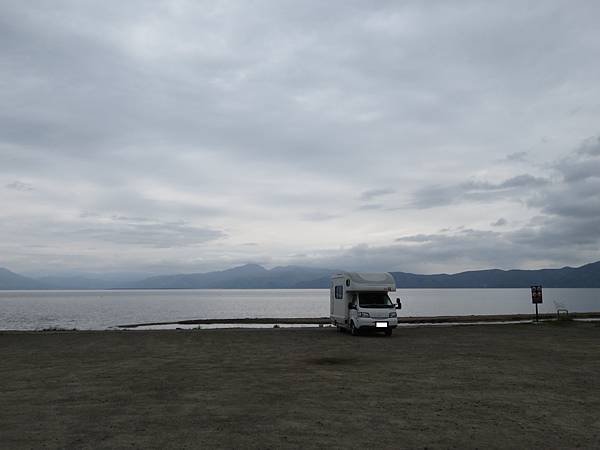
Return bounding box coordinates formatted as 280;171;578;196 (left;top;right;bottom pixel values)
384;328;393;337
350;321;359;336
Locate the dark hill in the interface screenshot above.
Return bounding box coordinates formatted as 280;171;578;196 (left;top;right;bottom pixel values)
125;264;337;289
0;267;49;290
390;261;600;288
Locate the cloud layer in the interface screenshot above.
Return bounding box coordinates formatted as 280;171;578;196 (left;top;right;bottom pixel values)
1;1;599;275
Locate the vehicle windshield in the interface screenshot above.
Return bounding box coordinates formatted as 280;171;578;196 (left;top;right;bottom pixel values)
358;292;393;308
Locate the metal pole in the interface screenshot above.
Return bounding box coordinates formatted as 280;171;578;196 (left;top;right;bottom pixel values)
535;303;539;323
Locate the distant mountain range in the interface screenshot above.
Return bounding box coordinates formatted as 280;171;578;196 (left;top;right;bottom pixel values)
125;264;334;289
0;267;48;290
390;261;600;288
1;261;600;290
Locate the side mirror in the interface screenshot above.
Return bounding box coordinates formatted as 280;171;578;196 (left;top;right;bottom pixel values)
348;303;356;310
396;298;402;310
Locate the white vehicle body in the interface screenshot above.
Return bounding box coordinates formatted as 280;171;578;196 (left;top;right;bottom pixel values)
330;272;399;336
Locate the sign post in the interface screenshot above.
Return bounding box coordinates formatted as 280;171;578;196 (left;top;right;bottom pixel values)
531;285;543;322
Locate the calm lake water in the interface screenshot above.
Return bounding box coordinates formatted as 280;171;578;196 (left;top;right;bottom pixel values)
0;288;599;330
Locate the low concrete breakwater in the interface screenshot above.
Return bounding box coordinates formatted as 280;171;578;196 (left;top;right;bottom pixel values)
117;311;600;328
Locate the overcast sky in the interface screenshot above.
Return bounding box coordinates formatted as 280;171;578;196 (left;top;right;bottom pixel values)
2;1;600;276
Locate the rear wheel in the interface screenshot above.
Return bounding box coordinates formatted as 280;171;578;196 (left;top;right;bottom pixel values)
350;321;359;336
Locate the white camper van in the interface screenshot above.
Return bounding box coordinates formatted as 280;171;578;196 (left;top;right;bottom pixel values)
330;272;401;336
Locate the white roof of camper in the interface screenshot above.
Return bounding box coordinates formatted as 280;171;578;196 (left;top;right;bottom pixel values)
332;272;396;291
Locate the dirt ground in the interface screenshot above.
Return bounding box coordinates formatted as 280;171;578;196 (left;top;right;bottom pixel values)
1;322;599;449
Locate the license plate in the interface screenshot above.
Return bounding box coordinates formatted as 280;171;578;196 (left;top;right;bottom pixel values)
376;322;388;328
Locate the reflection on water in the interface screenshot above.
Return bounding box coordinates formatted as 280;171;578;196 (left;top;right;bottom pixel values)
0;288;598;330
396;288;600;316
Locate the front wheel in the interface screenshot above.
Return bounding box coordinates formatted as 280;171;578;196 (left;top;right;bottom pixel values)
350;321;359;336
384;328;393;337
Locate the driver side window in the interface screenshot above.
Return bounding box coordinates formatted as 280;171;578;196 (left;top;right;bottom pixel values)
334;285;343;299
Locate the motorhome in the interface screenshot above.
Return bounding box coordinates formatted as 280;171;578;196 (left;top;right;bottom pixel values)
330;272;401;336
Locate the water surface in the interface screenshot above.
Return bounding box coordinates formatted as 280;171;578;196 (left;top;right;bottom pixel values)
0;288;598;330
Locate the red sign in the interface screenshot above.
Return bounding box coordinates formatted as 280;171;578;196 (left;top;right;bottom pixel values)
531;285;543;304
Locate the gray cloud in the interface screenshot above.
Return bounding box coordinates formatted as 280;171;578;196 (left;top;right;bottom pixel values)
3;214;225;249
359;188;395;201
559;160;600;183
357;203;383;211
395;234;436;243
491;218;507;227
5;180;33;191
297;136;600;273
69;221;225;248
293;218;600;274
409;174;550;208
523;147;598;235
540;183;600;219
1;1;600;274
302;211;339;221
493;175;549;190
555;140;600;182
288;230;520;273
503;152;528;162
576;136;600;156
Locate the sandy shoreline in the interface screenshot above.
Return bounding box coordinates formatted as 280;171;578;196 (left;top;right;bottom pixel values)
1;323;600;448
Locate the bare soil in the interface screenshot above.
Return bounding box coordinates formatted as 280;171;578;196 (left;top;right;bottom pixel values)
1;322;600;449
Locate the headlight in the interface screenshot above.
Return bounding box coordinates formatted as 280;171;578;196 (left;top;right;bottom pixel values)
358;312;370;318
389;311;397;318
